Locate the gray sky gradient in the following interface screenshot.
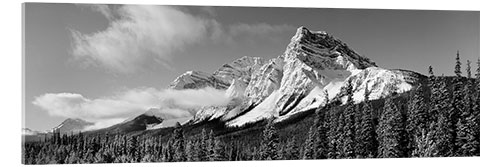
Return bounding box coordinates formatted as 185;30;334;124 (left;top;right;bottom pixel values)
24;3;479;131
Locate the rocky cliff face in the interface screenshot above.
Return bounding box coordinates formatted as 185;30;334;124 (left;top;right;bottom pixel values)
172;26;423;127
169;56;264;90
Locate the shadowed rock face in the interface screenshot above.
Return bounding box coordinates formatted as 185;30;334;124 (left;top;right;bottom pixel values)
169;26;423;127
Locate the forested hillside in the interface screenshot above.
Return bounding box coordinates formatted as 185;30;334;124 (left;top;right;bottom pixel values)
22;55;480;164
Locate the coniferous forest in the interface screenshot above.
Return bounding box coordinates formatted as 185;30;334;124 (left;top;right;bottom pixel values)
22;54;480;164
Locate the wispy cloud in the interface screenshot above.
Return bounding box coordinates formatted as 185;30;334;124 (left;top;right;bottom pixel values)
33;87;231;129
71;4;294;74
71;5;217;73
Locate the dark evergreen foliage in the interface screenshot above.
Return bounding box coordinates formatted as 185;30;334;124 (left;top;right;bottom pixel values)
259;120;279;160
406;84;429;156
355;89;377;158
431;78;455;157
302;126;315;159
376;93;405;158
22;55;480;164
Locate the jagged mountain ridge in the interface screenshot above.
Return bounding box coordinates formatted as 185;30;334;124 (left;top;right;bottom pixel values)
22;128;41;136
41;26;424;134
52;118;94;134
180;26;424;127
169;56;264;90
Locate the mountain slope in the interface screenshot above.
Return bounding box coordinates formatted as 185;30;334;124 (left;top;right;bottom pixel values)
52;118;94;134
190;26;423;127
108;26;424;130
22;128;41;136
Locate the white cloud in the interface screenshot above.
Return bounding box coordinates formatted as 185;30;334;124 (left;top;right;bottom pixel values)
71;5;215;73
71;4;295;74
33;87;232;129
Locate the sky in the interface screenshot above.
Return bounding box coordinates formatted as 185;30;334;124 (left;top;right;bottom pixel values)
23;3;479;131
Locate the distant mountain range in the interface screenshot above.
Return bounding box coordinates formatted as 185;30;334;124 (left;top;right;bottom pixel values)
24;26;425;136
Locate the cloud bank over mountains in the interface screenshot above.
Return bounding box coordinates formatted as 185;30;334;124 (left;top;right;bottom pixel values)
33;87;231;130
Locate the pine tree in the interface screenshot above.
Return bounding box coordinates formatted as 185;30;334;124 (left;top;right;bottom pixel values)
468;58;480;156
340;82;356;158
431;78;455;157
428;65;439;122
355;89;377;158
302;126;315;159
334;107;346;159
259;120;279;160
185;139;195;161
172;128;186;162
313;107;328;159
377;92;405;158
197;129;209;161
406;84;429;157
455;51;462;77
127;136;139;162
450;52;466;155
412;127;437;157
455;76;477;156
210;138;226;161
283;137;299;160
207;130;225;161
466;60;472;79
327;106;339;159
428;66;434;76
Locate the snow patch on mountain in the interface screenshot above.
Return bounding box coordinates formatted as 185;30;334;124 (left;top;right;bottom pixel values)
22;128;41;136
172;26;422;128
227;91;282;127
169;71;229;90
214;56;264;84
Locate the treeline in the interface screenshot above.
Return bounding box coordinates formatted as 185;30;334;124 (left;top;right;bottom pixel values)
23;128;240;164
298;52;480;159
22;53;480;164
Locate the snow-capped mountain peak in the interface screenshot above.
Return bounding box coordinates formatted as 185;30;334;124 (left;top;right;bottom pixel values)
22;128;41;136
168;26;423;128
52;118;94;134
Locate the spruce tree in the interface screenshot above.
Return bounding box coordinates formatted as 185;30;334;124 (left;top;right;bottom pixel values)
209;137;225;161
470;58;480;156
455;51;462;77
313;108;328;159
412;127;437;157
450;52;466;155
284;137;299;160
427;65;439;122
334;107;346;159
355;88;377;158
259;120;279;160
377;90;405;158
406;84;429;157
455;76;476;156
172;128;186;162
340;82;356;158
431;78;454;157
197;129;209;161
327;106;339;159
127;136;139;162
302;126;315;159
185;139;194;161
466;60;472;79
